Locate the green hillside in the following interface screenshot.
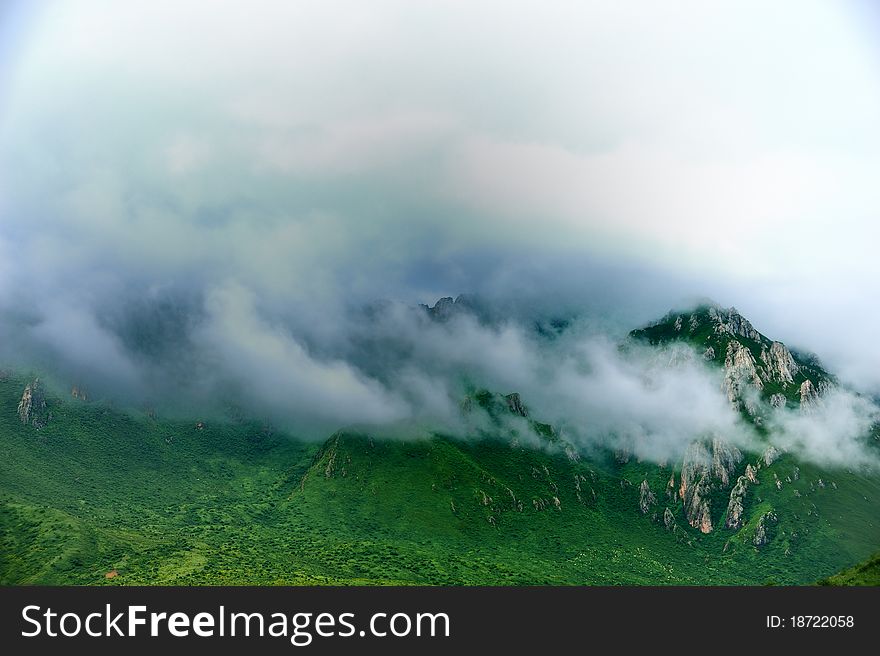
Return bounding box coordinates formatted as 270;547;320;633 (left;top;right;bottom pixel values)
2;360;879;585
820;552;880;586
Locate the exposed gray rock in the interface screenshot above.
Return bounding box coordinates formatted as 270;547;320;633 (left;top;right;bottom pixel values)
745;464;759;484
673;316;683;331
639;480;657;514
703;346;715;360
769;393;787;409
709;306;762;341
725;475;749;530
17;379;50;428
723;340;764;406
711;437;742;487
663;507;676;531
679;441;712;500
666;472;676;500
753;511;778;547
684;475;714;534
762;445;782;466
799;379;820;411
760;341;800;386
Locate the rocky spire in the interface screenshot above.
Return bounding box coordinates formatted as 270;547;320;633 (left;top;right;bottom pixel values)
638;480;657;514
799;379;820;411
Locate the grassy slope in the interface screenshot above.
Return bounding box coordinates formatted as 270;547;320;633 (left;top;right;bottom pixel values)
820;552;880;586
2;372;879;585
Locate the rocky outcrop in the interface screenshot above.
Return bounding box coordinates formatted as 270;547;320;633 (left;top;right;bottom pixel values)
679;439;742;495
684;475;713;533
17;379;50;428
762;445;782;466
665;472;676;500
703;346;715;360
421;294;480;322
663;507;676;531
422;296;456;320
71;385;88;401
711;437;742;487
753;511;778;547
709;306;762;342
799;379;820;411
745;464;758;484
769;393;786;409
504;392;528;418
639;480;657;514
760;342;799;386
723;341;763;407
724;475;749;529
677;439;742;534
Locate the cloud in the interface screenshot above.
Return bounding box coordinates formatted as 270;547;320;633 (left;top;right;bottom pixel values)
0;0;878;463
766;389;880;469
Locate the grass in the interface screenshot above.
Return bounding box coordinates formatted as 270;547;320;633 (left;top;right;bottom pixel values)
2;370;879;585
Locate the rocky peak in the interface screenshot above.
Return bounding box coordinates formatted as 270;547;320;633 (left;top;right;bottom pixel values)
708;306;762;342
421;294;480;322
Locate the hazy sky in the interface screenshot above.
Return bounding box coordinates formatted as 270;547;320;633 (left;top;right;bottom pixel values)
1;0;879;418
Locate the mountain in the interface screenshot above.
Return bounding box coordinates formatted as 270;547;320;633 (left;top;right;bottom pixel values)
1;303;879;585
630;303;834;412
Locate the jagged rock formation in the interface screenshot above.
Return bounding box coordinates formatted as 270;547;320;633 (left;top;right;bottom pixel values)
421;294;480;322
504;392;528;418
663;507;676;531
709;306;762;341
799;379;820;411
665;472;676;500
678;439;742;533
723;341;763;407
745;464;758;484
684;476;714;533
760;342;799;386
71;385;88;401
762;445;782;466
639;480;656;514
753;511;778;547
724;475;749;529
17;379;50;428
711;437;742;487
631;304;835;415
